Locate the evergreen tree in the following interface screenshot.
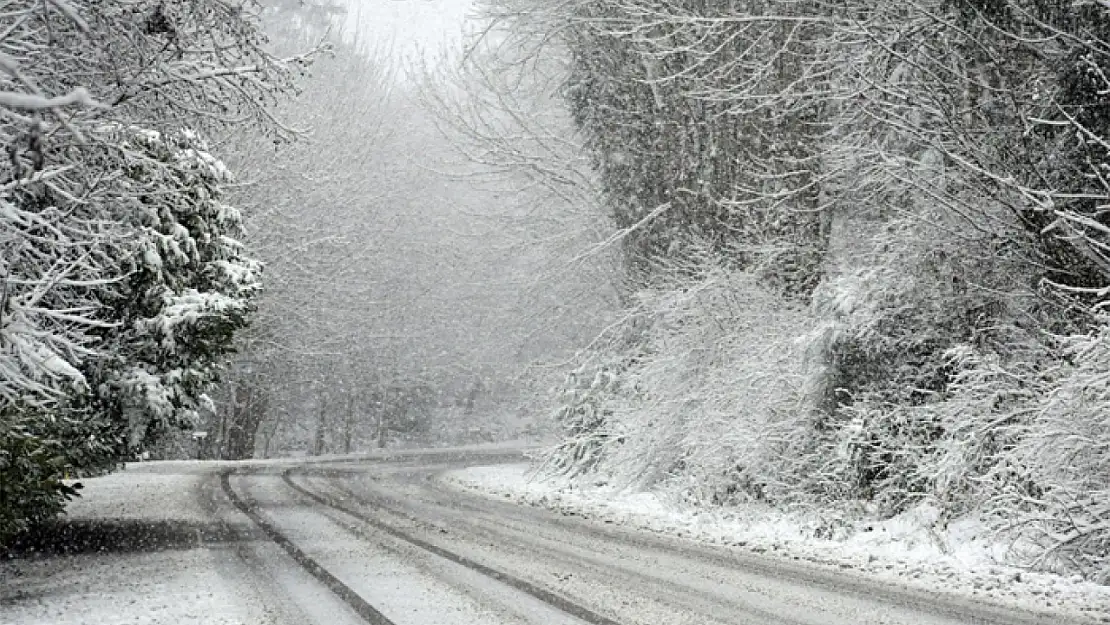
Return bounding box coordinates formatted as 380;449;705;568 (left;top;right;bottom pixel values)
0;0;312;544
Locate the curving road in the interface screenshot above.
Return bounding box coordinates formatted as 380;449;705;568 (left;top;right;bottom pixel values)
207;449;1082;625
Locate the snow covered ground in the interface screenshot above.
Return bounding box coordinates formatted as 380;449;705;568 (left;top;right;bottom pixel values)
0;464;276;625
7;452;1108;625
443;462;1110;623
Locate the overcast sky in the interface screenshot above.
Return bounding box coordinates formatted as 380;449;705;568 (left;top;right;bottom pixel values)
340;0;476;61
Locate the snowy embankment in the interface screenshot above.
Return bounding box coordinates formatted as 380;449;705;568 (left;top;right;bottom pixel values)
443;463;1110;623
0;464;268;625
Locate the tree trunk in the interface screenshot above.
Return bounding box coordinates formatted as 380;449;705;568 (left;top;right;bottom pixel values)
376;410;386;449
312;394;329;456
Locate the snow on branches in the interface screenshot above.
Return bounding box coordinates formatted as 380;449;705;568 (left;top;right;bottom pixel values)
517;0;1110;581
99;126;261;447
0;0;300;542
0;0;286;418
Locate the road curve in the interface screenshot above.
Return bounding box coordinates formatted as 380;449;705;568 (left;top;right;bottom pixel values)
216;448;1090;625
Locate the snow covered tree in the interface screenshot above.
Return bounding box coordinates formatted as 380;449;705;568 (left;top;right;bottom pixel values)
195;3;626;459
0;0;311;543
552;0;832;294
87;127;261;450
201;17;407;458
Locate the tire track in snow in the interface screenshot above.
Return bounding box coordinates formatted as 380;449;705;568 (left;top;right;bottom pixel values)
326;464;1076;625
218;469;396;625
314;472;807;625
280;467;627;625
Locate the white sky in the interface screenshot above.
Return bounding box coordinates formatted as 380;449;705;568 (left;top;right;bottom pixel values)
339;0;476;61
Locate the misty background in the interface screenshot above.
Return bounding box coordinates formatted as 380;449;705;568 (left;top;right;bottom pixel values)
193;0;619;459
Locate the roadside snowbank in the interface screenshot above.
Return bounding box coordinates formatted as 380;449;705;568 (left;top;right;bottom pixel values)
443;463;1110;623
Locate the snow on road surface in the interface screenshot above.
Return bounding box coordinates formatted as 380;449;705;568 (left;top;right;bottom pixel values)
232;471;570;625
443;462;1110;624
7;452;1109;625
0;450;573;625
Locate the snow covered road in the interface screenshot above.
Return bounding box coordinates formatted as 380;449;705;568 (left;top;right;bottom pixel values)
1;449;1098;625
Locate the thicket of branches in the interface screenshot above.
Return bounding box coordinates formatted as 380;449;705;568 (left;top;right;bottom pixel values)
0;1;310;543
488;0;1110;580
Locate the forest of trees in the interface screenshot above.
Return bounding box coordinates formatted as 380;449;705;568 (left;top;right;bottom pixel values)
194;2;618;462
474;0;1110;583
5;0;1110;587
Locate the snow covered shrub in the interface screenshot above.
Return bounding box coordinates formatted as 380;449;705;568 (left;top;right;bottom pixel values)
912;340;1054;520
804;399;936;515
802;207;1038;511
872;326;1110;581
540;306;650;479
0;410;78;544
797;344;1027;518
994;325;1110;582
541;360;628;479
0;403;121;545
806;336;1044;520
652;270;817;505
542;245;819;501
807;312;1110;582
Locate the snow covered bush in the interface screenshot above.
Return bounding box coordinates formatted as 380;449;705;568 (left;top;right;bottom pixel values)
910;342;1052;518
841;327;1110;581
802;211;1035;512
541;303;649;479
541;360;628;479
989;326;1110;582
0;418;79;542
540;246;820;502
0;403;118;543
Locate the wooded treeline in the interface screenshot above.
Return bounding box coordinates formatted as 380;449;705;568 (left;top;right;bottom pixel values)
492;0;1110;581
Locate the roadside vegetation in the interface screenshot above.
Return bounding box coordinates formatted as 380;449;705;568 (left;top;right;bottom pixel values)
8;0;1110;589
467;0;1110;584
0;0;316;543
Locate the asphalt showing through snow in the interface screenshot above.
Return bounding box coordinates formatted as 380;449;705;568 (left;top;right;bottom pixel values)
220;469;396;625
276;467;624;625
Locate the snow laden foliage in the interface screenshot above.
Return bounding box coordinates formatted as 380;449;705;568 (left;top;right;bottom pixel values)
557;0;829;293
512;0;1110;581
0;1;305;544
1;128;260;543
795;213;1041;510
94;127;261;449
544;336;635;479
546;247;820;504
904;329;1110;584
1011;328;1110;583
807;323;1110;583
